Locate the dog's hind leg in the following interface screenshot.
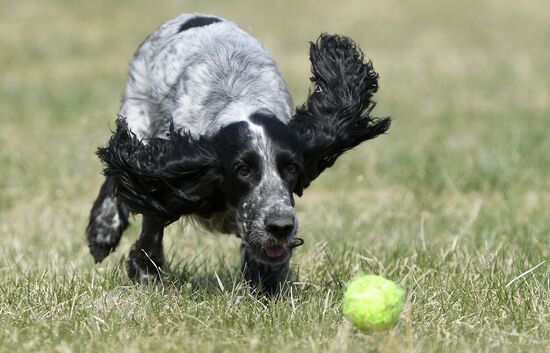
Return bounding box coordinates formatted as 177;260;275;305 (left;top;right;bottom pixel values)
86;177;130;262
127;216;165;283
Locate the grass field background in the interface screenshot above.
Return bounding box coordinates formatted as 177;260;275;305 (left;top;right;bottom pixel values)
1;0;549;352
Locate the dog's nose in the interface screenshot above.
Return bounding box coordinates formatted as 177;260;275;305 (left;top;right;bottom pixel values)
265;214;294;239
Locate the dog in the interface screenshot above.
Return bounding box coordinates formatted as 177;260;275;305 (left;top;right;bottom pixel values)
86;13;390;293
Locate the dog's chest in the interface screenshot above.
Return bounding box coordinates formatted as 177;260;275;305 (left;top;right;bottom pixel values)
189;211;238;236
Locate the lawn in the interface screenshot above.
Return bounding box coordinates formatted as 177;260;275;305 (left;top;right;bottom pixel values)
0;0;548;352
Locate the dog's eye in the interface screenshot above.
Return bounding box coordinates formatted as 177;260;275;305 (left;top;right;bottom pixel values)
286;163;298;175
236;165;251;178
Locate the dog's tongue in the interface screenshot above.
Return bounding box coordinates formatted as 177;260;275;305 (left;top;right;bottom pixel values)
265;246;285;258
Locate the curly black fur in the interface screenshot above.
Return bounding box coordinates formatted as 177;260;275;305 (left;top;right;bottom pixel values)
97;119;223;223
290;34;391;194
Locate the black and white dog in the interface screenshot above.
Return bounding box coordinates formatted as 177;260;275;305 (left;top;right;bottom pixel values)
86;13;390;292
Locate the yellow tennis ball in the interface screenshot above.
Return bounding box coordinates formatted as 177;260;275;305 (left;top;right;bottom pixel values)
343;274;405;331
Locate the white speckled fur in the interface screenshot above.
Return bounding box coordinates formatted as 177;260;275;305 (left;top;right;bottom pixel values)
119;13;294;140
94;197;121;244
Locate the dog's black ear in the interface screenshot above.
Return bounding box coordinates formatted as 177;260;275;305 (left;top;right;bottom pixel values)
97;118;223;223
290;34;391;195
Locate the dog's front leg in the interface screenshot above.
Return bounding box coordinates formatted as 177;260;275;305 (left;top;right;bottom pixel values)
86;177;130;262
240;244;291;295
127;216;166;283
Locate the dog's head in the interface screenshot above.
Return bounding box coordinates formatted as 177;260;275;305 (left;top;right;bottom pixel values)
97;34;390;265
212;113;303;264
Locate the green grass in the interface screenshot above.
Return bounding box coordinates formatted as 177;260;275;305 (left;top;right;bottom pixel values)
0;0;549;352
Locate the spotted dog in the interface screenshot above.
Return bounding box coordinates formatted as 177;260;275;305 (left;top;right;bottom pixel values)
86;13;390;293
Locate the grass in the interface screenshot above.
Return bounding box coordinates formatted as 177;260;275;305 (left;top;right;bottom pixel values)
0;0;549;352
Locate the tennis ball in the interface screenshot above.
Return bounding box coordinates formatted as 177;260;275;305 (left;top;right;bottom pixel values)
343;274;405;331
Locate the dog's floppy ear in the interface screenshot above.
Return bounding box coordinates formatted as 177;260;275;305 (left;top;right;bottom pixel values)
290;34;391;195
97;118;223;223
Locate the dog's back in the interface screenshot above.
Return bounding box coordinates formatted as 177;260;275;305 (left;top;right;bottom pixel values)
119;13;294;140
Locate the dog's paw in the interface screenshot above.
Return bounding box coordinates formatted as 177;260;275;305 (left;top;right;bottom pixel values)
127;259;162;284
87;196;129;263
127;249;165;284
87;223;124;263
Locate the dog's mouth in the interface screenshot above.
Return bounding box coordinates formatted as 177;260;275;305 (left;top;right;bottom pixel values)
245;238;304;264
264;237;304;258
264;245;285;258
257;245;290;264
